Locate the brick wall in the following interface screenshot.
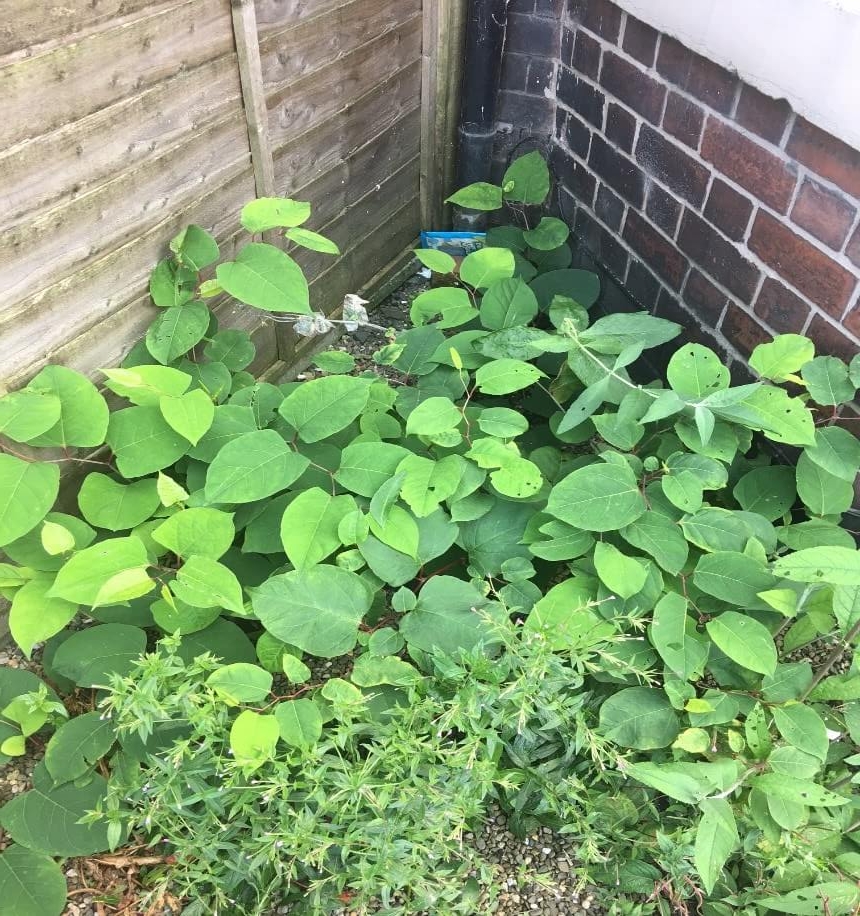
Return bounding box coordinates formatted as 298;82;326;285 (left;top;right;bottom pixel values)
548;0;860;372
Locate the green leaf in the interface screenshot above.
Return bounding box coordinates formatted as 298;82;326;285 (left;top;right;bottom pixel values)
805;426;860;481
772;704;828;762
733;465;796;521
621;761;710;803
459;247;516;289
392;326;447;375
502;151;550;205
151;596;219;634
802;355;855;405
158;389;215;445
229;709;279;765
530;269;600;309
149;258;196;307
44;712;115;784
351;654;421;687
51;624;147;687
705;611;777;676
768;746;822;779
0;457;59;548
397;454;464;517
667;344;730;398
152;508;235;560
312;350;356;374
400;576;499;655
547;461;646;532
203;329;256;371
476;407;529;439
650;592;708;681
240;197;310;232
281;653;312;684
750;773;848;807
206;663;272;704
475;358;544;394
479;278;539;330
204;430;309;503
579;312;680;354
26;365;110;448
145;301;210;364
37;518;72;555
445;182;503;210
369;505;419;559
621;512;688;575
0;844;67;916
173;555;244;613
593;542;647;599
335;441;410;497
758;883;860;915
598;687;680;749
10;579;77;659
833;585;860;633
694;798;738;895
0;390;61;443
413;248;456;273
405;396;462;437
77;474;160;532
106;406;190;478
774;546;860;585
796;452;855;516
102;365;191;406
217;243;310;314
523;217;569;251
279;375;371;443
286;226;339;254
410;287;476;328
252;566;372;657
280;488;356;569
693;551;774;606
170;224;219;270
50;537;150;606
274;699;322;749
750;334;815;382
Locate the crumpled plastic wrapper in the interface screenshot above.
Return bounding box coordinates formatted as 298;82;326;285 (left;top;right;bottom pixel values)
292;294;370;338
293;312;335;338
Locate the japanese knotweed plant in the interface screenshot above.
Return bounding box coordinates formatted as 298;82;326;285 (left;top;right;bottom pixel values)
0;151;858;914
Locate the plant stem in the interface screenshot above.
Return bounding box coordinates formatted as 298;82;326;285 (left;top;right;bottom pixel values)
800;618;860;701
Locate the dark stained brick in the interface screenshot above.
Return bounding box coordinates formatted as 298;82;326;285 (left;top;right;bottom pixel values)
595;183;625;231
561;27;575;67
623;210;689;289
501;53;529;91
677;209;761;301
625;260;661;307
754;277;812;334
599;51;666;124
807;313;859;362
534;0;564;16
683;267;728;326
588;134;646;207
636;124;711;206
557;109;591;157
605;102;636;153
646;182;682;237
497;90;554;133
787;117;860;199
557;67;605;128
572;30;601;79
662;92;705;150
622;15;658;66
734;84;791;145
577;208;629;278
551;145;597;206
568;0;623;43
749;211;857;317
656;36;739;114
701;117;797;213
790;179;857;250
720;304;772;357
527;59;556;95
703;178;754;242
506;13;560;57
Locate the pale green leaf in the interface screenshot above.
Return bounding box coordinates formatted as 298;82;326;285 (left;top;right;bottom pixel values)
240;197;310;232
216;243;310;313
77;474;160;532
204;430;309;503
705;611;777;676
279;375;371;443
26;366;109;448
206;663;272;705
0;457;59;548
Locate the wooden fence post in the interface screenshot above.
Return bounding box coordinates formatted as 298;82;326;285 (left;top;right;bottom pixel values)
230;0;276;200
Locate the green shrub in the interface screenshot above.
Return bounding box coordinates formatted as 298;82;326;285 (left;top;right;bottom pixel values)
0;151;859;915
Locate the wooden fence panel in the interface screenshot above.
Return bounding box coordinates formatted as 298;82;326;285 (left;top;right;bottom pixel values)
0;0;433;389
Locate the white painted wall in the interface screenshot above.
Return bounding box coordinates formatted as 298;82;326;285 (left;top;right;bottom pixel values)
616;0;860;150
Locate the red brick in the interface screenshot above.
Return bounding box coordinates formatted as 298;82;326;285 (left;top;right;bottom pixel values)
683;268;729;326
646;183;681;237
588;134;646;207
622;15;658;67
677;209;761;301
636;124;711;206
734;84;791;146
623;210;689;289
662;92;705;150
701;118;798;213
748;211;857;317
569;0;623;43
807;313;858;362
654;290;727;354
847;224;860;268
790;179;856;250
572;30;601;79
599;52;666;124
721;304;772;357
843;298;860;338
703;178;753;242
656;36;739;115
754;278;812;334
605;102;636;153
787;117;860;200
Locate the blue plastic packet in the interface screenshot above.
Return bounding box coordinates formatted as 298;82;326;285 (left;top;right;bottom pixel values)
420;231;486;258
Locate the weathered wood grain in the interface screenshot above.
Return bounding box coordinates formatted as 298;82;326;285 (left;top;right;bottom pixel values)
259;0;419;93
0;56;242;231
253;0;349;34
267;14;421;150
0;0;233;148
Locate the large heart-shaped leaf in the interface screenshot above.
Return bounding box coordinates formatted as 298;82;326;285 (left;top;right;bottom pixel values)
217;243;310;313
